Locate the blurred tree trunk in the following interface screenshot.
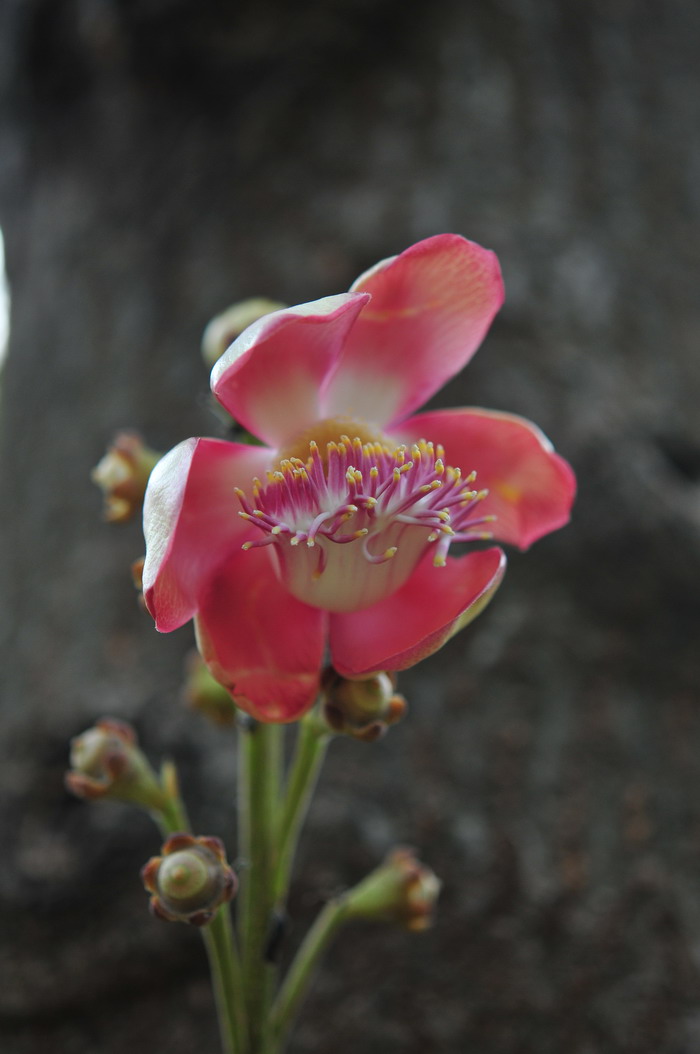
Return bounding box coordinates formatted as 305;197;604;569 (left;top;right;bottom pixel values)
2;2;700;1052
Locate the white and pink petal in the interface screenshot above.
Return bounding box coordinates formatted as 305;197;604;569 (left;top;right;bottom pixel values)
329;547;506;678
142;438;271;632
391;408;576;550
194;546;326;722
211;293;370;449
322;234;504;428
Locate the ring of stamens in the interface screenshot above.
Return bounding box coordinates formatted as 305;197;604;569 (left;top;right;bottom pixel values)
235;435;495;575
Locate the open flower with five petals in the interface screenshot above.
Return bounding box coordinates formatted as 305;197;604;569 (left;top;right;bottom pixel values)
142;234;575;722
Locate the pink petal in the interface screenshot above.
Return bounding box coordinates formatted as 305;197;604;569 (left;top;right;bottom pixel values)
194;546;326;722
391;408;576;549
211;293;370;449
143;438;271;632
330;547;506;677
321;234;504;428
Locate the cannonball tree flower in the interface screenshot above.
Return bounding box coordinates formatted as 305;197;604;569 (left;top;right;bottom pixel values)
143;235;575;722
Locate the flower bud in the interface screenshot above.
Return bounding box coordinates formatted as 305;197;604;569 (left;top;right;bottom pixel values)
65;718;166;812
183;650;238;727
91;432;161;523
345;848;441;932
141;833;238;926
321;669;407;742
202;298;287;368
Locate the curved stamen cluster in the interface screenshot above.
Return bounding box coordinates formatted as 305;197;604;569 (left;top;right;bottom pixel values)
235;436;495;574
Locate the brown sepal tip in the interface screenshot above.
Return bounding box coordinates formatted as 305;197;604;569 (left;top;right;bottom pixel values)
141;857;163;894
65;771;107;800
162;832;197;855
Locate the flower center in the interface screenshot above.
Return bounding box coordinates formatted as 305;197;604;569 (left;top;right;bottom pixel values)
277;416;390;464
235;434;494;612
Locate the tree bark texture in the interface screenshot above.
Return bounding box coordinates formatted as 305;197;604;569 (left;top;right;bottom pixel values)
1;1;700;1051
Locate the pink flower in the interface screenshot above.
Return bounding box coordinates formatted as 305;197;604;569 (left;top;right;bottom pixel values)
143;235;575;722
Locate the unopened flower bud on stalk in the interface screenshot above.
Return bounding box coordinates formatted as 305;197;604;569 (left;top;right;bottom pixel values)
183;651;238;727
141;833;237;926
202;298;287;368
322;669;407;742
345;848;441;931
65;718;167;812
91;432;161;523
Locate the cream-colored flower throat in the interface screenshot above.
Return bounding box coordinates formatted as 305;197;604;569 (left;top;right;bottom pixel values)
235;420;494;613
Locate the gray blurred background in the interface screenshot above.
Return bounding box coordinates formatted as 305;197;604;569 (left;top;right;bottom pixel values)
1;1;700;1051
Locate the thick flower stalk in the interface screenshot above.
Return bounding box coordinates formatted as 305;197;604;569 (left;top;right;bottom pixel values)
143;234;575;721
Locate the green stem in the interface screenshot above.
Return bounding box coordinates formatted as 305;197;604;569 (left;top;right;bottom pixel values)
204;906;249;1054
237;720;284;1051
268;897;350;1048
272;714;330;910
156;767;247;1054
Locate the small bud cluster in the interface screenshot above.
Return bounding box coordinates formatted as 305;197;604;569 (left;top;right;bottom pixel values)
91;432;161;523
322;669;406;742
141;833;237;926
65;718;166;812
346;847;441;932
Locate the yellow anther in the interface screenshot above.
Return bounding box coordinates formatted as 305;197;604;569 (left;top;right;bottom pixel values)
465;471;477;484
370;466;379;479
354;528;369;538
253;509;266;518
242;541;254;551
271;525;283;534
435;459;445;475
476;489;489;500
433;554;447;568
384;547;398;559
